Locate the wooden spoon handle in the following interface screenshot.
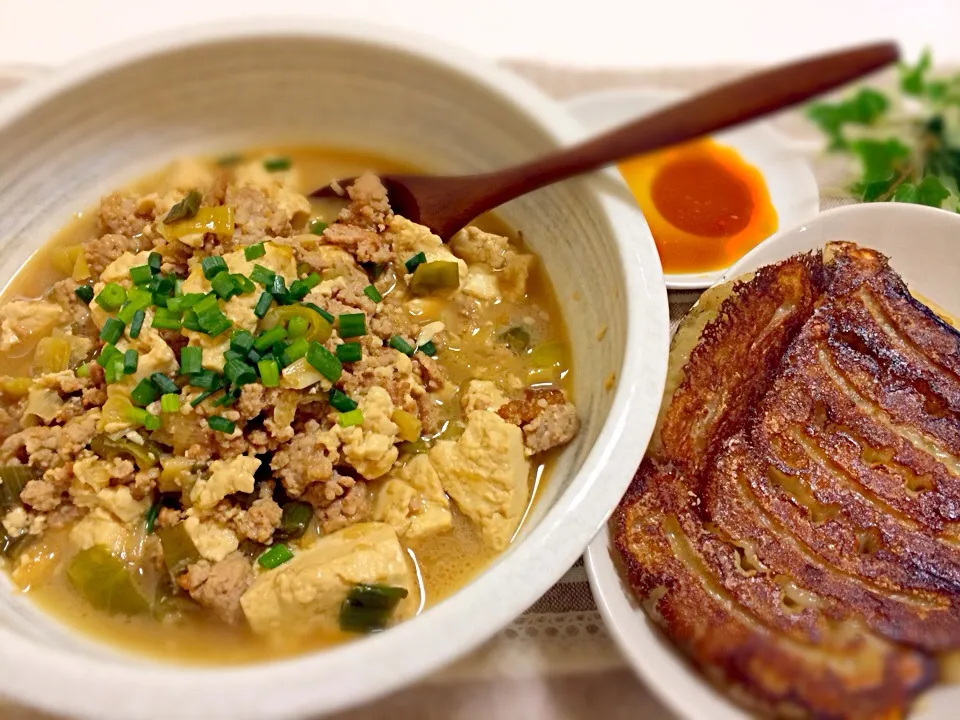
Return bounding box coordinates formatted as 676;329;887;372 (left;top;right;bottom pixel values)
474;41;899;210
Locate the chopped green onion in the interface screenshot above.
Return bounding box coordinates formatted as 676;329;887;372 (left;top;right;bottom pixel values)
76;363;91;378
148;252;162;273
216;153;242;167
189;369;222;391
131;378;161;407
150;275;175;295
268;275;287;299
160;394;180;413
95;282;126;311
224;359;256;387
142;412;161;431
99;317;126;344
250;265;275;286
306;342;342;382
201;255;228;280
282;337;309;365
104;359;124;385
303;272;321;289
189;389;218;408
247;349;262;364
418;340;437;357
304;302;335;324
129;265;153;286
207;416;236;434
244;243;266;261
144;501;160;534
231;330;255;354
258;359;280;387
197;309;232;337
389;335;415;356
232;274;255;295
276;502;313;541
404;252;427;274
335;342;362;363
74;284;94;303
363;285;383;303
193;293;219;316
165;296;184;312
150;373;180;396
287;316;308;339
338;409;364;428
152;293;169;308
118;303;138;324
254;326;287;351
178;293;206;310
329;389;358;413
151;307;182;331
129;309;145;339
180;346;202;375
263;157;291;172
182;311;201;332
96;344;123;369
122;349;138;375
127;287;153;310
309;220;327;235
288;279;309;301
254;292;274;318
338;313;366;338
163;190;202;224
210;272;240;300
257;543;294;569
223;349;244;365
213;391;237;408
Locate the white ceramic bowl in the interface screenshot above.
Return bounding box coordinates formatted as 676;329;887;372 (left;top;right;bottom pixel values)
0;18;670;720
585;202;960;720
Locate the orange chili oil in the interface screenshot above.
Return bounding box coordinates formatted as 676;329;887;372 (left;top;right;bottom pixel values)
618;139;777;274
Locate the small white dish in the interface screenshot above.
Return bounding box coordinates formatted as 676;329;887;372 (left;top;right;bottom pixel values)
584;202;960;720
564;87;821;290
0;18;670;720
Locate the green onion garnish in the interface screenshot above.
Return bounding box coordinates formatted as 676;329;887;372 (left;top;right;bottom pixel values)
231;330;255;354
258;359;280;387
250;265;275;286
122;349;139;375
224;359;256;387
247;349;262;364
150;373;180;396
207;416;236;434
129;309;145;339
74;284;94;303
216;152;242;167
196;307;232;336
96;344;122;369
99;317;126;344
263;157;291;172
288;279;310;301
144;501;160;534
131;378;161;407
335;342;362;363
389;335;415;356
160;393;180;413
166;296;184;312
254;291;273;318
244;243;266;261
404;252;427;274
201;255;228;280
163;190;202;224
287;316;308;339
282;337;309;365
76;363;90;378
95;282;126;311
329;388;358;413
418;340;437;357
304;302;335;324
151;307;183;331
268;275;287;299
306;342;342;382
127;287;153;310
254;326;287;351
257;543;293;569
179;346;202;375
232;274;255;295
338;409;364;428
178;293;206;310
338;313;366;338
210;272;240;300
104;359;123;385
363;285;383;303
143;412;161;431
148;252;162;273
129;265;153;286
182;311;201;332
189;389;218;408
189;369;222;391
308;220;327;235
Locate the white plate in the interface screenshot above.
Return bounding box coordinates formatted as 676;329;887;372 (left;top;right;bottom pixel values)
564;88;820;290
584;202;960;720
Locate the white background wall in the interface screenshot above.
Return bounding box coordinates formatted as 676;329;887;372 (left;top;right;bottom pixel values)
0;0;956;70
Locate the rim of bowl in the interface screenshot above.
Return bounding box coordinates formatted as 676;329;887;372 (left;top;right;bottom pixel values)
0;17;670;720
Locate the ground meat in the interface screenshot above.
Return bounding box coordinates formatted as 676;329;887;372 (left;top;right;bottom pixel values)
21;473;66;512
270;420;338;497
522;403;579;455
497;388;567;426
413;354;447;392
177;551;253;625
152;236;193;275
224;186;292;238
156;506;182;529
98;193;153;237
338;348;423;415
416;393;442;436
214;497;282;543
322;224;392;265
84;233;142;276
307;474;371;534
203;170;229;207
46;279;97;338
0;404;21;445
336;173;392;231
131;467;160;500
46;502;81;529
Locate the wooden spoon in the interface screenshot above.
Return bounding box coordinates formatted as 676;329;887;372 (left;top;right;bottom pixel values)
313;41;898;240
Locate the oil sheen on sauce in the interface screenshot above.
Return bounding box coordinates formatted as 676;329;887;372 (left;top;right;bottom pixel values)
618;138;778;275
